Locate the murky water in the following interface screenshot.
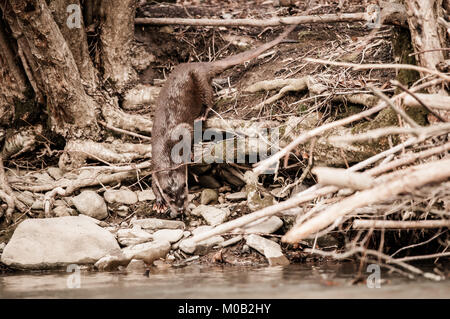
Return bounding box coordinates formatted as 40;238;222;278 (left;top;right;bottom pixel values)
0;263;449;299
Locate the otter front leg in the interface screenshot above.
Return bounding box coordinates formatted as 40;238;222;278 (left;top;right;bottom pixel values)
152;173;168;214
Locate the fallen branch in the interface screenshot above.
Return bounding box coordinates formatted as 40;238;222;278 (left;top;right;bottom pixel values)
352;219;450;229
135;13;366;27
282;158;450;243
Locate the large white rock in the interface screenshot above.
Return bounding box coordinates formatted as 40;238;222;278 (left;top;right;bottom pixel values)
152;229;184;243
193;205;229;226
242;216;283;234
1;216;120;269
72;190;108;220
179;226;224;255
117;227;153;246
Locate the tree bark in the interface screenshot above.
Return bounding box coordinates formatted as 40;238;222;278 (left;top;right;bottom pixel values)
9;0;99;138
48;0;98;90
100;0;137;92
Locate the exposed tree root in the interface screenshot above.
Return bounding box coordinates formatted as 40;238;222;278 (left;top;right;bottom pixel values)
58;139;152;171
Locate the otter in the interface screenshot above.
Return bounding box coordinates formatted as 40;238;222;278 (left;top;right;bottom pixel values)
151;25;297;218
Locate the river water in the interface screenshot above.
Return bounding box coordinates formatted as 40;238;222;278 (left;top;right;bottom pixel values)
1;262;448;298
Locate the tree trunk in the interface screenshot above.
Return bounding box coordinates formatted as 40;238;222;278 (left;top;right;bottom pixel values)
404;0;449;121
100;0;137;92
8;0;100;138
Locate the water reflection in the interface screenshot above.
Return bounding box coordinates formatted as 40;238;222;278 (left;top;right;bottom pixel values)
0;263;448;298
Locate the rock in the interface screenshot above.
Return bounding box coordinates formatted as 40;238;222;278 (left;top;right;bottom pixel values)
117;206;129;217
122;240;171;264
1;216;120;269
246;185;276;212
242;216;283;234
117;227;153;246
31;199;44;210
53;205;74;217
72;190;108;220
304;234;339;248
137;190;156;202
225;191;248;201
218;196;225;204
245;234;289;266
197;175;221;189
152;229;184;243
94;250;130;271
153;259;171;270
104;189;138;205
132;218;185;230
0;242;5;253
195;205;229;226
200;189;218;205
47;167;63;180
219;235;243;248
270;187;290;199
242;244;250;253
179;226;224;255
126;259;147;272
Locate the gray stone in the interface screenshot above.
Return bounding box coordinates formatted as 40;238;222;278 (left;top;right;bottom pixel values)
152;229;183;243
73;190;108;220
243;216;283;234
225;191;248;201
47;167;63;180
126;259;147;272
131;218;185;230
53;205;74;217
117;227;153;246
1;216;120;269
196;205;229;226
104;189;138;205
94;250;130;271
122;240;170;264
179;226;224;255
117;206;129;217
245;234;289;266
200;189;218;205
137;190;156;202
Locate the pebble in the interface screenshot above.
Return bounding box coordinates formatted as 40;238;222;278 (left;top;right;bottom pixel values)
117;227;153;246
198;205;230;226
122;240;171;264
152;229;184;244
126;259;147;272
72;190;108;220
117;206;129;217
104;189;138;205
179;226;224;255
245;234;289;266
94;250;130;271
200;189;219;205
132;218;185;230
136;190;156;202
53;205;73;217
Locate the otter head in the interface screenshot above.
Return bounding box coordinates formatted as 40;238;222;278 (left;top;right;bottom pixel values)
155;167;188;218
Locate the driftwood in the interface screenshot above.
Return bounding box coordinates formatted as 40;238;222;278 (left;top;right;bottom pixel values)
352;219;450;229
282;159;450;243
